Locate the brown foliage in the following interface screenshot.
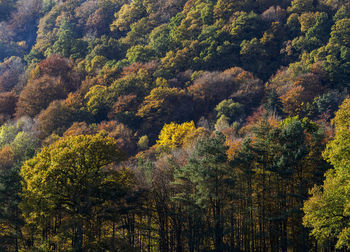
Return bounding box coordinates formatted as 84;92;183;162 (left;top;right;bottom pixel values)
37;55;81;92
16;75;67;118
0;57;25;92
36;100;74;139
261;6;286;22
63;122;97;137
280;73;325;116
64;120;138;155
74;0;98;28
188;67;263;115
98;121;137;155
226;137;243;161
0;71;18;92
112;94;138;114
86;8;109;36
39;55;71;78
0;92;18;118
121;61;158;77
8;0;42;36
230;71;264;106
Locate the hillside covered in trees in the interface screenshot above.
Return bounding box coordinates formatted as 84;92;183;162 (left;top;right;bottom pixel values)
1;0;350;250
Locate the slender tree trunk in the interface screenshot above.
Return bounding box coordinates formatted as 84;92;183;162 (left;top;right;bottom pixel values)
74;220;83;252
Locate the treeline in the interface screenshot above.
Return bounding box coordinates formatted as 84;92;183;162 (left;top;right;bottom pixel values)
0;0;350;250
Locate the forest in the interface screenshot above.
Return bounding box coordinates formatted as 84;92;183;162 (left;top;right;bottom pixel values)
0;0;350;251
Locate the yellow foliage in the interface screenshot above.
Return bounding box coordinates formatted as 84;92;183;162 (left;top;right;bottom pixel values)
155;77;168;88
183;127;209;147
298;12;318;32
156;121;196;149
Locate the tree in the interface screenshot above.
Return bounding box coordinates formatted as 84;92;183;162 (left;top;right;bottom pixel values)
20;134;126;250
97;121;137;156
36;100;75;139
137;87;193;137
16;75;67;118
150;24;172;56
188;67;263;117
173;132;234;250
0;0;16;22
126;45;155;63
8;0;42;47
0;57;26;92
110;0;146;32
231;11;262;43
38;55;71;79
287;0;314;14
0;165;23;252
215;99;243;123
156;121;197;150
0;92;18;123
303;98;350;249
49;17;87;60
329;18;350;46
280;73;325;116
312;18;350;88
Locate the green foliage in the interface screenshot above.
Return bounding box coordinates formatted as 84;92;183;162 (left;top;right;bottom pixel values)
1;0;350;250
126;45;155;63
173;132;233;250
137;135;149;150
214;114;230;131
323;98;350;169
304;98;350;248
110;0;146;32
150;24;172;56
288;0;315;14
48;18;88;59
329;18;350;46
231;11;261;42
20;134;127;250
0;167;23;251
333;5;350;21
137;87;193;135
215;99;243;123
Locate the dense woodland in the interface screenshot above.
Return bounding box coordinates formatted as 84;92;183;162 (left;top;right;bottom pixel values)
1;0;350;251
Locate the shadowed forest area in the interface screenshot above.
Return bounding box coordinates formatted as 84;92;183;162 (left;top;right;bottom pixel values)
1;0;350;251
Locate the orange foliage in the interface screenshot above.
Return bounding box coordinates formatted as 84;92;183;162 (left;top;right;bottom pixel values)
121;61;158;77
280;73;325;116
240;106;279;135
226;138;243;161
0;145;14;171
